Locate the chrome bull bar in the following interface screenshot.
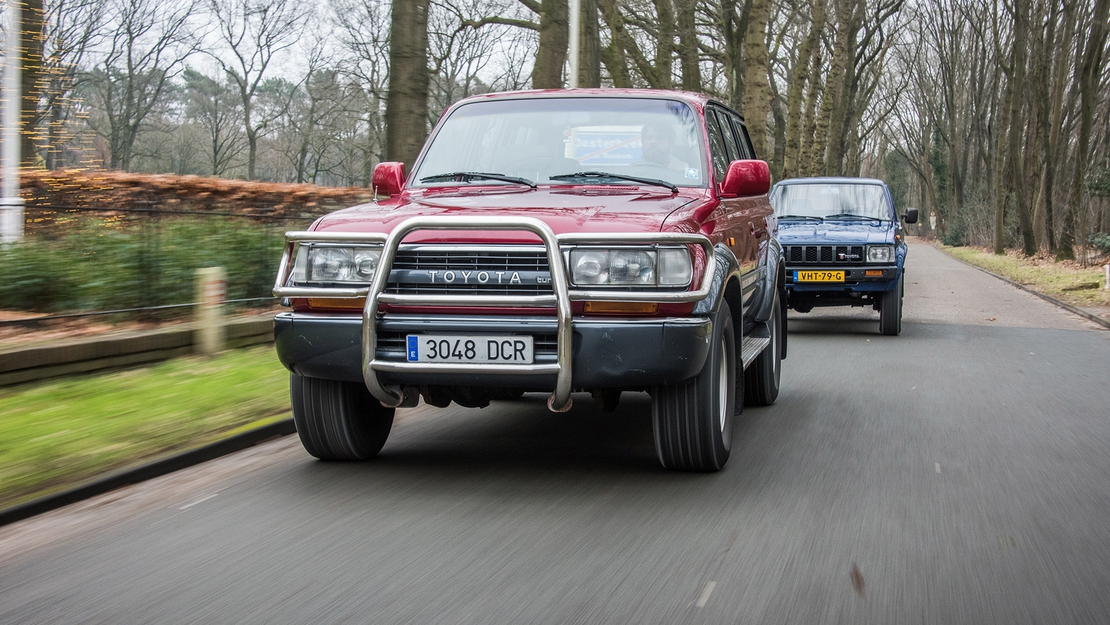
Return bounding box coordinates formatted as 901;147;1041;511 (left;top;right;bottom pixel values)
273;216;714;412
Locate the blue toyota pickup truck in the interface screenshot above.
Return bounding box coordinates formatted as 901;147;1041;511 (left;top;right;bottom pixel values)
769;177;917;335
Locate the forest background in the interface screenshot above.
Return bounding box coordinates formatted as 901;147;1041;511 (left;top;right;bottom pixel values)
2;0;1109;261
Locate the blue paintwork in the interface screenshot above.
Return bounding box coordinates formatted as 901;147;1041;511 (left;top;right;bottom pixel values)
771;178;906;297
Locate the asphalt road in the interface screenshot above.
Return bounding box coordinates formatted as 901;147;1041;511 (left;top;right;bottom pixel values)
2;242;1109;624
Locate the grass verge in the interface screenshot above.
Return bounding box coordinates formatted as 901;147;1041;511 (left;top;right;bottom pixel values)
938;244;1110;312
0;345;290;509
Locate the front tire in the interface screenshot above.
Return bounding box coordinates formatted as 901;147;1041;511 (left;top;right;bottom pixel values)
290;374;395;460
746;287;783;406
651;301;738;472
879;272;903;336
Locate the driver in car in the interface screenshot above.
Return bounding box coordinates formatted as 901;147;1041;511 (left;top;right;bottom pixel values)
636;121;687;173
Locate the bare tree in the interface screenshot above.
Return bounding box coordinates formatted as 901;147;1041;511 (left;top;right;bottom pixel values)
36;0;107;169
81;0;198;170
207;0;308;179
183;67;245;175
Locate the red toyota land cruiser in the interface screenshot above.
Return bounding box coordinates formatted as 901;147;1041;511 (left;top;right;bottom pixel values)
273;89;786;471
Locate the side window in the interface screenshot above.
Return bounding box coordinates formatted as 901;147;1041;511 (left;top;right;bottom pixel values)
714;110;742;163
731;118;756;160
705;110;730;182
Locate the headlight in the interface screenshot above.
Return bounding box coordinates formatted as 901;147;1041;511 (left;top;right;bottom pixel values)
293;244;382;284
569;247;692;287
866;245;893;263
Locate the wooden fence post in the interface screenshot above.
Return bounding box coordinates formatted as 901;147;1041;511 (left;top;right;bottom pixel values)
195;267;226;354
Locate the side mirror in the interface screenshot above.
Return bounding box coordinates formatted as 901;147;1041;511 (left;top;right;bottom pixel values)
372;162;406;197
719;160;770;198
903;207;919;224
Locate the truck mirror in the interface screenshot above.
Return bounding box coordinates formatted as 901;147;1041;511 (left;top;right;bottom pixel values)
372;162;406;197
719;160;770;198
903;208;919;224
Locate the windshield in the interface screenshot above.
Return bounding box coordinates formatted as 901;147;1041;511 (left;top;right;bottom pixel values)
770;183;892;220
412;98;707;189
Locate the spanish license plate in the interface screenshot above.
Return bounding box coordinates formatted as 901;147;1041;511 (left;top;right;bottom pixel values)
795;270;845;282
406;335;534;364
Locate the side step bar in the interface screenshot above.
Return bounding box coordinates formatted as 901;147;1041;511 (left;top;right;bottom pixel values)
740;335;771;369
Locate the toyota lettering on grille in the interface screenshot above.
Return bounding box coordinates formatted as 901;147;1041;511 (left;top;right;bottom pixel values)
428;270;524;284
838;253;861;260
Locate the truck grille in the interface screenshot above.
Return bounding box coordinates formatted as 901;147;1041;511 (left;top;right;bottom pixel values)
385;247;553;296
391;249;550;272
785;245;866;264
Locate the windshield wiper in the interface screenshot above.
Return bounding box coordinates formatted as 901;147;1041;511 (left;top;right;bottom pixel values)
420;171;535;188
550;171;678;193
823;213;882;221
778;215;823;221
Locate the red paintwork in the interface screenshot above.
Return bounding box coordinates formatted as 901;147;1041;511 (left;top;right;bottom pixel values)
719;160;771;198
303;89;775;316
372;162;406;197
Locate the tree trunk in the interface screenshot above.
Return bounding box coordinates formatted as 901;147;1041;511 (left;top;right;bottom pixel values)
386;0;430;170
675;0;701;90
578;0;601;87
532;0;569;88
1060;0;1109;261
21;0;45;167
783;0;827;179
811;0;854;175
651;0;675;89
742;0;771;159
799;50;823;177
723;3;751;109
598;0;633;87
1006;0;1037;257
823;0;858;176
993;79;1010;255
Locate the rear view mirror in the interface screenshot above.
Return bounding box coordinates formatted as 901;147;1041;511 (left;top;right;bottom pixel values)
903;208;919;224
719;160;770;198
372;162;406;197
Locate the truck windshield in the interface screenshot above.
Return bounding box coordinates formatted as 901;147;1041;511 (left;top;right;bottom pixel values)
412;98;708;189
771;183;892;221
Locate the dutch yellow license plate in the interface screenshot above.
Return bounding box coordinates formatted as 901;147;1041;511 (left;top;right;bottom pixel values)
795;270;844;282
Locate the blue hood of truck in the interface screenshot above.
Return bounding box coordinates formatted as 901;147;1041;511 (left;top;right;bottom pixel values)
778;219;895;245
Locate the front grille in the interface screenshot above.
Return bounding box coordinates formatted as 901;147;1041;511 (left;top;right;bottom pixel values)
391;249;549;272
786;245;866;265
386;247;553;296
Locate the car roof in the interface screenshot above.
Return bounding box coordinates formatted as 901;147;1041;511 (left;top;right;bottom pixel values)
775;177;887;186
443;88;739;120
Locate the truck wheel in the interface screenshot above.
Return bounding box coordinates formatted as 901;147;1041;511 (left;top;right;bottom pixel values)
879;273;903;336
745;288;782;406
290;374;395;460
651;301;737;472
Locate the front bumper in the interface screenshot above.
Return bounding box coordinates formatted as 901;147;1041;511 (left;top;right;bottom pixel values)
785;265;899;293
275;312;711;389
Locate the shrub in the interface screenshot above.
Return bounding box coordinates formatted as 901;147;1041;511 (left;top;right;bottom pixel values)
1091;232;1110;255
0;216;289;314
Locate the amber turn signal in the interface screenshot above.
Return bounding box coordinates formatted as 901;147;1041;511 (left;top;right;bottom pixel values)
583;301;659;314
308;298;366;310
865;270;884;277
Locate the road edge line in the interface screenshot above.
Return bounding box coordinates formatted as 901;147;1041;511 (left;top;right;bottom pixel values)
937;247;1110;331
0;418;296;528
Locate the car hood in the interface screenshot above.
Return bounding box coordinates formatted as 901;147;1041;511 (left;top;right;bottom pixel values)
309;186;706;243
777;219;895;245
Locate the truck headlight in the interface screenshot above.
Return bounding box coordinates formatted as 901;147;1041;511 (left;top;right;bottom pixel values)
866;245;893;263
570;247;692;287
293;244;382;284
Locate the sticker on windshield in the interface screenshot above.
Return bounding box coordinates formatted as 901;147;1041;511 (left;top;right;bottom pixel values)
685;168;699;179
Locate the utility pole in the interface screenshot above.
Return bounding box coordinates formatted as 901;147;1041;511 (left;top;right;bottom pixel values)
568;0;580;88
1;0;24;243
